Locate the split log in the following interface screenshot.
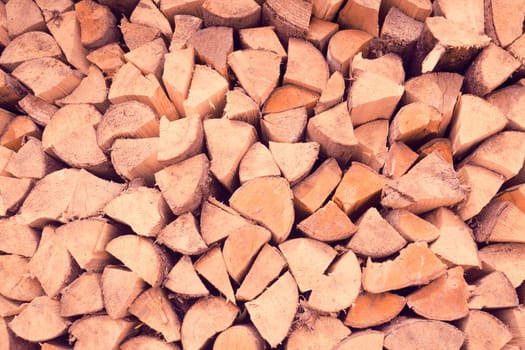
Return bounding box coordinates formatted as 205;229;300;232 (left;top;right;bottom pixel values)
12;57;82;103
105;234;170;287
130;0;172;38
60;272;104;317
383;318;464;350
389;102;441;146
312;0;344;21
269;141;319;185
474;200;525;244
334;330;384;350
326;29;372;75
202;0;260;29
120;18;161;51
228;49;281;106
262;84;320;116
8;296;69;342
17;94;58;126
101;265;146;319
238;26;286;61
333;162;384;217
380;0;432;21
187;26;232;78
0;176;32;216
484;0;525;47
245;272;298;348
478;243;525;288
353;119;389;171
469;271;519;309
0;32;61;72
314;71;345;114
69;315;136;350
458;310;512;350
493;307;525;349
338;0;380;36
345;292;406;328
122;336;180;350
487;84;525;131
200;197;248;245
129;287;181;342
0;254;43;301
163;48;194;117
261;0;312;43
5;0;46;38
110;134;161;180
214;325;265;350
0;116;40;151
297;200;357;241
292;157;342;215
159;0;204;20
385;209;440;242
306;17;339;53
236;243;287;301
464;43;520;96
418;138;453;163
284;38;329;94
164;255;209;298
157;212;208;255
351;52;405;85
194;246;235;302
0;217;39;257
56;65;108;110
222;89;260;125
286;315;350;350
1;317;37;350
433;0;484;34
124;38;167;79
183;64;228;119
383;142;419;179
347;207;407;258
495;184;525;213
59;219;120;272
75;0;118;49
363;242;447;293
260;107;307;143
238;142;281;184
181;297;238;350
169;14;202;51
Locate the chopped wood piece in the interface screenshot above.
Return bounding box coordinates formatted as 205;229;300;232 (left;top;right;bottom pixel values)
269;141;319;186
298;201;357;241
69;315;136;350
0;116;39;151
334;330;384;350
157;115;202;165
124;38;167;79
56;65;108;110
333;162;383;216
159;0;204;19
130;0;172;38
351;52;405;85
60;219;119;272
496;184;525;213
348;71;404;126
157;212;207;255
0;176;32;216
314;71;344;114
181;297;238;350
200;198;248;245
425;208;480;268
312;0;344;20
475;201;525;243
0;31;61;72
348;207;407;258
262;84;320;116
469;271;519;309
459;310;512;350
382;152;465;214
261;0;312;43
389;102;441;146
169;14;202;51
286;315;350;350
411;16;490;74
479;243;525;288
188;26;232;78
493;307;525;349
0;254;43;301
129;287;181;342
202;0;260;29
214;325;264;350
228;49;281;106
111;138;162;180
363;242;447;293
239;26;286;61
102;266;145;319
35;0;74;19
381;0;432;21
383;318;464;350
163;48;194;117
18;94;58;126
239;142;280;184
326;29;372;75
29;225;77;298
155;153;210;215
106;234;170;287
484;0;525;47
385;209;440;242
109;62;178;120
105;186;170;237
246;272;298;348
418;138;453;164
383;142;419;179
466;41;520;94
407;266;469;320
60;272;103;317
223;89;261;125
122;336;180;350
458;165;504;220
338;0;380;35
237;243;287;301
0;217;39;257
230;176;294;243
12;57;82;104
223;224;271;283
260;107;307;143
194;246;235;302
307;103;358;164
433;0;484;34
164;255;209;298
354;119;389;172
183;64;228;119
75;0;119;49
306;17;339;53
0;297;24;317
284;38;329;94
5;0;46;38
9;296;68;342
120;18;161;51
465;131;525;180
345;292;406;328
487;84;525;131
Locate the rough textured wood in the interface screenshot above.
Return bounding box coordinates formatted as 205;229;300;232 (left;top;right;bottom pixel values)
383;142;419;179
200;197;248;245
0;254;43;301
484;0;525;47
222;89;261;125
18;94;58;126
493;307;525;349
260;107;307;144
306;17;339;53
56;65;108;110
298;200;357;242
284;38;329;94
262;84;320;116
269;141;319;186
157;212;207;255
112;136;163;181
0;31;61;71
5;0;46;38
345;292;406;328
163;48;194;117
86;43;126;76
286;315;350;350
261;0;312;43
338;0;380;36
334;330;384;350
239;26;286;61
164;255;209;298
385;209;440;242
354;119;389;171
194;246;235;302
239;142;281;184
101;265;146;319
130;0;172;38
351;52;405;84
478;243;525;288
314;71;345;114
202;0;260;29
75;0;119;49
458;310;512;350
60;272;104;317
188;26;232;78
124;38;167;79
389;102;441;146
327;29;372;75
69;315;136;350
122;336;180;350
433;0;484;34
183;64;228;119
381;0;432;21
170;14;202;51
0;217;39;257
214;325;265;350
487;84;525;131
120;18;161;51
469;271;519;309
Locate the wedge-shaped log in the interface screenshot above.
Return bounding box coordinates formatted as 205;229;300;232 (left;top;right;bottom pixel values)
338;0;380;35
200;197;248;245
111;137;164;184
433;0;484;34
124;38;167;79
101;266;146;319
223;89;260;125
262;84;320;116
469;271;519;309
18;94;58;126
269;141;319;186
130;0;172;38
0;254;43;301
187;26;232;78
475;201;525;243
479;243;525;287
351;52;405;84
55;65;108;110
334;330;384;350
69;315;136;350
239;142;280;184
389;102;441;146
194;246;235;302
383;142;419;179
183;65;228;119
120;18;161;51
493;307;525;349
0;116;40;151
458;310;512;350
122;336;179;350
0;317;37;350
169;14;202;51
0;31;61;71
0;217;39;257
163;48;194;117
354;119;389;172
284;38;329;94
487;84;525;131
261;0;311;43
306;17;339;52
60;272;104;317
214;325;265;350
326;29;372;76
297;201;357;242
86;43;125;75
346;292;406;329
239;26;286;61
286;316;350;350
202;0;260;29
260;107;307;143
0;176;32;216
5;0;46;38
314;71;345;114
385;209;440;242
75;0;119;49
164;255;209;298
158;116;202;165
157;213;207;255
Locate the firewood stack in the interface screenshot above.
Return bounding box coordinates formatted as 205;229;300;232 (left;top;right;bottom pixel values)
0;0;525;349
